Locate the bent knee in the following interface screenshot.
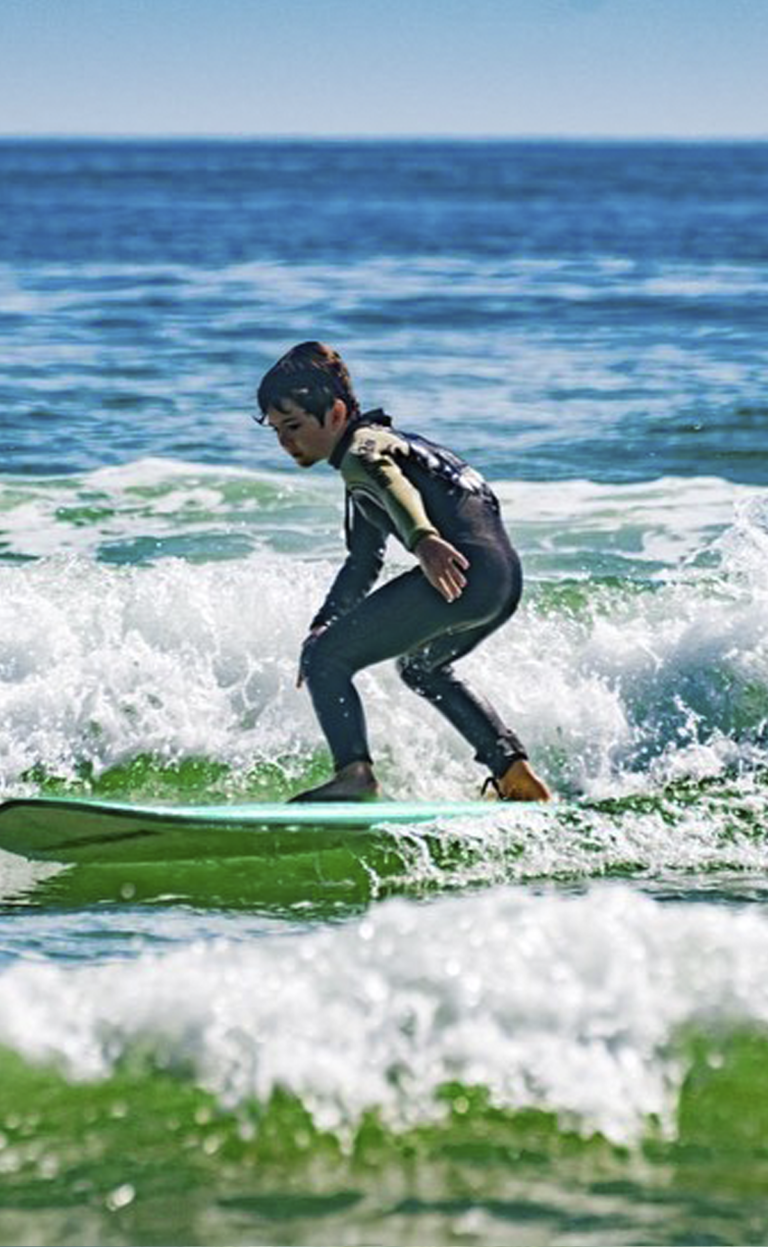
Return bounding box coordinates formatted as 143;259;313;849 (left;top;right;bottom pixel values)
301;627;358;687
397;655;438;693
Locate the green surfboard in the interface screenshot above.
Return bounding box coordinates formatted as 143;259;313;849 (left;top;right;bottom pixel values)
0;797;505;864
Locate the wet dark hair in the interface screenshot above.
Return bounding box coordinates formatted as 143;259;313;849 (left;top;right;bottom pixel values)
255;341;361;424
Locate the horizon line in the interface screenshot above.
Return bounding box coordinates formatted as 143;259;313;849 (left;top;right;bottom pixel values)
1;131;767;143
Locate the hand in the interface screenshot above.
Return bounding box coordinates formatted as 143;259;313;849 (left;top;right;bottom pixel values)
415;534;470;603
297;624;328;688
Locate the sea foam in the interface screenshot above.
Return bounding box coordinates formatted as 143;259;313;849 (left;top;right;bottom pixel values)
2;886;768;1144
1;466;766;799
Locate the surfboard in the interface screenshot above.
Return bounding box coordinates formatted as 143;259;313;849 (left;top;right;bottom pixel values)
0;797;502;864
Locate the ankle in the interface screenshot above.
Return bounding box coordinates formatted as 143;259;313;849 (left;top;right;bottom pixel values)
338;760;374;778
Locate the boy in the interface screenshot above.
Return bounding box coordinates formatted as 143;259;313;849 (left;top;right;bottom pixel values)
256;341;551;804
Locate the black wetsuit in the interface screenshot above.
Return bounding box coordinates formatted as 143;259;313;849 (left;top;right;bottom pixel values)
300;411;528;778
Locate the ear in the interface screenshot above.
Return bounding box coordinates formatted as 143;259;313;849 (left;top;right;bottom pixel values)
328;398;348;429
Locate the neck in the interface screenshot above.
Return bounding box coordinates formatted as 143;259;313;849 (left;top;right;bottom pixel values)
328;414;359;469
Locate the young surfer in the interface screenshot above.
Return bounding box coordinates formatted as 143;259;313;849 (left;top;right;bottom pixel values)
256;341;551;804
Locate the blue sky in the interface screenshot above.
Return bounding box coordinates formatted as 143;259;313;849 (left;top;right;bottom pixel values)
1;0;766;138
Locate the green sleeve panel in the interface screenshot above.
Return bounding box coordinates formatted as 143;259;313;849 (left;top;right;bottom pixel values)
340;426;439;552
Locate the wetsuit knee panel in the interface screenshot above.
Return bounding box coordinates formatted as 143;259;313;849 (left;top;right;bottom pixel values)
299;624;360;689
396;654;445;693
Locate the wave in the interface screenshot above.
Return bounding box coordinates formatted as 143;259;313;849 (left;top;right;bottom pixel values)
0;1027;767;1242
2;886;768;1147
0;460;762;567
3;1030;767;1246
1;475;766;804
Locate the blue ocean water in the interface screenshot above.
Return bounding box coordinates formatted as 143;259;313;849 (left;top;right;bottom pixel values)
2;139;768;483
1;139;768;1246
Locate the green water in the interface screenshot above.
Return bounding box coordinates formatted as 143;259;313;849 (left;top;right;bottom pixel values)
2;1031;768;1247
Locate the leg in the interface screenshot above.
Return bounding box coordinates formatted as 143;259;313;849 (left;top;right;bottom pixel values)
296;551;518;803
398;638;550;801
295;535;549;802
300;567;485;764
396;624;528;777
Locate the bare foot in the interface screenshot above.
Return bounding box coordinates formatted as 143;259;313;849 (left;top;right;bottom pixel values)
493;758;552;803
288;761;381;804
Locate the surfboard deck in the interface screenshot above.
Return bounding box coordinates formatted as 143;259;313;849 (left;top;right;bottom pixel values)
0;797;505;864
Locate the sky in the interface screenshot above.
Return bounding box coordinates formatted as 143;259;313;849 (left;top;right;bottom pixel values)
1;0;767;139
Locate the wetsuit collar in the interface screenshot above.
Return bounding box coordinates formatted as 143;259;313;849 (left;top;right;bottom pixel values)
329;408;391;470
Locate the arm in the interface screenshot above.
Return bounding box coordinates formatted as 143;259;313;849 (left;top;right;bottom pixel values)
343;429;469;602
342;429;439;553
309;496;386;630
297;502;386;688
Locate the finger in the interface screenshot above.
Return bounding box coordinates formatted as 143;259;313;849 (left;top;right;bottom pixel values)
445;561;467;594
437;573;459;603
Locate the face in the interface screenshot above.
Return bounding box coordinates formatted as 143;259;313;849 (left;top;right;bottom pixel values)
266;398;346;467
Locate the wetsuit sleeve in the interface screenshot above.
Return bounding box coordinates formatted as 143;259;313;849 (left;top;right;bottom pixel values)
341;429;439;552
310;498;386;629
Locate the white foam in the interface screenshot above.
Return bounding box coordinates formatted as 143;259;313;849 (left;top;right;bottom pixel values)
1;468;766;797
1;464;762;572
497;476;761;572
0;552;325;792
2;886;768;1143
0;459;340;561
1;495;767;797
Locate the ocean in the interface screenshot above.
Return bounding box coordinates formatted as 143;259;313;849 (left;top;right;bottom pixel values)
1;138;767;1246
